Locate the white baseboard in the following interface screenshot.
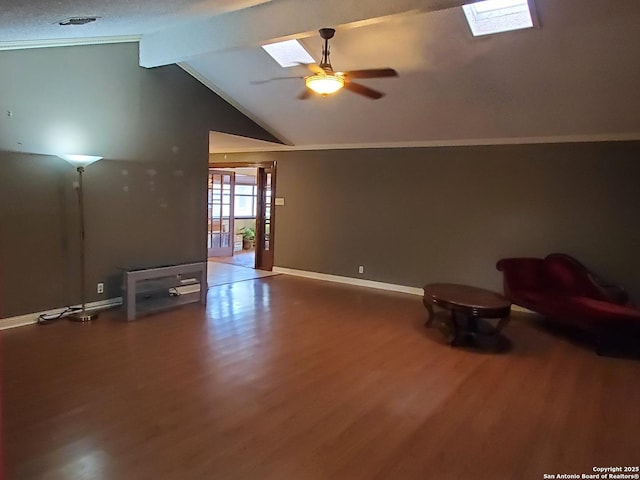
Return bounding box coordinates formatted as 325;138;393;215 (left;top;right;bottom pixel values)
272;267;424;296
0;297;123;331
272;266;534;314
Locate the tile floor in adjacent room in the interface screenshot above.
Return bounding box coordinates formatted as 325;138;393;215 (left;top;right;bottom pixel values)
207;259;278;287
209;250;256;269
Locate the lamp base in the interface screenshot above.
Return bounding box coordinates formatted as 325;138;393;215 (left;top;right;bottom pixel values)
68;310;99;322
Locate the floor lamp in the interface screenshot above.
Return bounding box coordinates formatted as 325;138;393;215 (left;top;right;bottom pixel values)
58;154;103;322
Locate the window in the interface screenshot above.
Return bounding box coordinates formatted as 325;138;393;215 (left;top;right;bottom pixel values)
462;0;535;37
208;182;231;218
235;184;257;218
261;39;315;68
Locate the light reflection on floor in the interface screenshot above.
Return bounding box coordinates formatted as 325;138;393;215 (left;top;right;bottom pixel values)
205;279;273;329
54;446;108;480
204;279;275;388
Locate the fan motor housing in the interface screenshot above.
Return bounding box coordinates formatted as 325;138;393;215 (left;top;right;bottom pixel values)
319;28;336;40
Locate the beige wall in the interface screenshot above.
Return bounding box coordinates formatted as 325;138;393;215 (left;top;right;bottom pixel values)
212;141;640;302
0;43;276;318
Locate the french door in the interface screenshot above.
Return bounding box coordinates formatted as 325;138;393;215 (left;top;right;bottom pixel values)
207;170;235;257
256;165;275;270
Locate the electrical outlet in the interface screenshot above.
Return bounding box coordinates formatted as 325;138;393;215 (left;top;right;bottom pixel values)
97;282;104;294
358;265;364;274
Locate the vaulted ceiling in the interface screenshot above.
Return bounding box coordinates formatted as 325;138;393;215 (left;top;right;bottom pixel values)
2;0;640;151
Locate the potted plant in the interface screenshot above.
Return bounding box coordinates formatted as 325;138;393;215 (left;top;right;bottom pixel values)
239;226;256;250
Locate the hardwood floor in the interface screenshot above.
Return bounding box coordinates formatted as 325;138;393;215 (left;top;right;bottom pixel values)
2;275;639;480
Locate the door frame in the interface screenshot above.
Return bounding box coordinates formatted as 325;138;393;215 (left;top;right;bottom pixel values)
207;160;277;270
255;165;276;271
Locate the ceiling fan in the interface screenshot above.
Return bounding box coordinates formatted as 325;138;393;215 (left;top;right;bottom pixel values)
255;28;398;100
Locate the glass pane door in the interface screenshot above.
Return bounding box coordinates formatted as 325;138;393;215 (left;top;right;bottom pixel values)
208;170;235;257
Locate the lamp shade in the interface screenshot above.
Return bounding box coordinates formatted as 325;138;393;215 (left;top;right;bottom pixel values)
58;154;103;167
305;73;344;95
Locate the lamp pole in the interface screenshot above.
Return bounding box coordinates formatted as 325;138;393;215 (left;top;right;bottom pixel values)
71;165;97;322
58;154;103;322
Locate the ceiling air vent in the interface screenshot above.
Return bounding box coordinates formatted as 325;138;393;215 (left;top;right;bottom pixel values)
58;17;98;26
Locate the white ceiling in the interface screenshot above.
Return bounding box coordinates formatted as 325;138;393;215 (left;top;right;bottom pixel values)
0;0;270;42
2;0;640;151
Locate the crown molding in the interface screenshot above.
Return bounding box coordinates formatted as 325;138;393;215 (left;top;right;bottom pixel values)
209;132;640;154
0;35;140;51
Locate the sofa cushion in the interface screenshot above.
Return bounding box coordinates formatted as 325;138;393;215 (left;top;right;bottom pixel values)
514;291;579;318
512;290;640;331
565;297;640;323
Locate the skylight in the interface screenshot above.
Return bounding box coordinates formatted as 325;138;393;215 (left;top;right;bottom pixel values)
462;0;535;37
261;39;315;68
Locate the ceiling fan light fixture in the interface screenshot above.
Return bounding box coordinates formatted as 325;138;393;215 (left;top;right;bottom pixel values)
305;73;344;95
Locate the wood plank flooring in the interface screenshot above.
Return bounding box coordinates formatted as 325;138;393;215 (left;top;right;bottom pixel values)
2;275;639;480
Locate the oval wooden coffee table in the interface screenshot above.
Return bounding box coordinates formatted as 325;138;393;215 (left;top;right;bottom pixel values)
423;283;512;347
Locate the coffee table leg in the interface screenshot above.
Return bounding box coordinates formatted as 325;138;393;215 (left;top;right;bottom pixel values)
446;310;460;346
468;316;478;333
493;315;511;335
423;298;435;327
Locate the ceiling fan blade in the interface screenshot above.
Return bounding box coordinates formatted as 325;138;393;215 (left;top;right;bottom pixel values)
344;81;384;99
297;89;312;100
339;68;398;79
250;76;303;85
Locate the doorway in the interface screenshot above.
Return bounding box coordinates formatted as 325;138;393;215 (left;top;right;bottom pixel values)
207;162;277;275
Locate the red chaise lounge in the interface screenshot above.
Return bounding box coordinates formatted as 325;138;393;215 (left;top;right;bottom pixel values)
496;254;640;353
